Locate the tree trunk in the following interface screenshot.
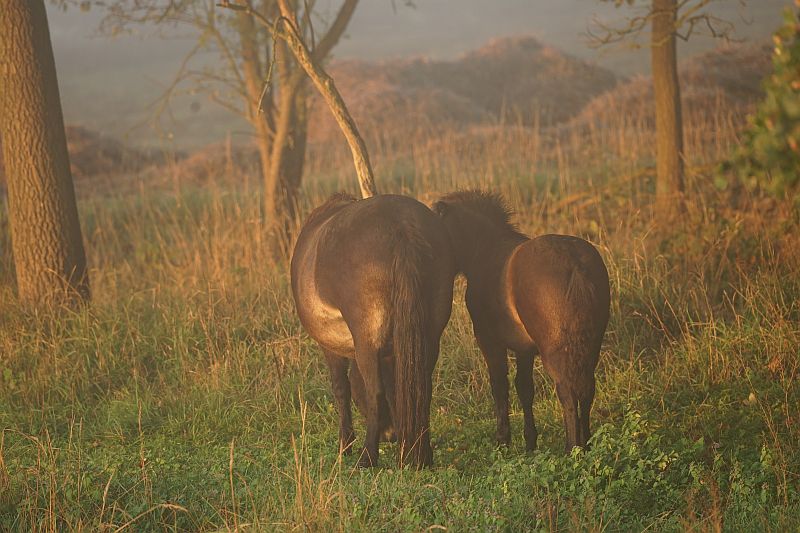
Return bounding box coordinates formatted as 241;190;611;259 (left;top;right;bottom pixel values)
651;0;685;216
0;0;90;306
264;38;307;255
237;10;275;217
275;0;377;199
266;85;308;255
277;85;309;230
223;0;362;256
239;9;307;257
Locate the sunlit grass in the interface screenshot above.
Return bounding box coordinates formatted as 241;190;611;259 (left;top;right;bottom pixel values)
1;105;798;530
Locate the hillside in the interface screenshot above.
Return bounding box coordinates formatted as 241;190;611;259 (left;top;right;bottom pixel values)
0;40;775;187
309;36;619;146
569;42;772;131
47;0;791;149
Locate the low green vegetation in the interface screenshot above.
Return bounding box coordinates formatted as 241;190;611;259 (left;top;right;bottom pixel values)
2;159;798;530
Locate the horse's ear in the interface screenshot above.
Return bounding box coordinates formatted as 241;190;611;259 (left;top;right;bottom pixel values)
433;200;448;216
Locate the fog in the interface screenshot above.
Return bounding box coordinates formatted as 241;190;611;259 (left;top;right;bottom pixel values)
46;0;792;147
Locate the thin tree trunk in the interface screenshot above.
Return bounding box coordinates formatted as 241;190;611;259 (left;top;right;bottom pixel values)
264;91;308;256
283;89;308;196
264;39;303;248
237;10;275;214
275;0;377;199
651;0;685;216
278;85;309;227
222;0;363;249
0;0;90;306
240;8;307;256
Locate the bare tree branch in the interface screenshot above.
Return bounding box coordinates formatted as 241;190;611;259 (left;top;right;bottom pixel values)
587;0;744;48
309;0;357;62
275;0;376;198
219;0;377;198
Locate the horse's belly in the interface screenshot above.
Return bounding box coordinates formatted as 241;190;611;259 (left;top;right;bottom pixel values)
469;295;537;353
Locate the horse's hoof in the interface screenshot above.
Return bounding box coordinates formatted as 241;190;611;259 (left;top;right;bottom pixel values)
564;444;583;455
340;432;356;455
495;435;511;448
400;449;433;469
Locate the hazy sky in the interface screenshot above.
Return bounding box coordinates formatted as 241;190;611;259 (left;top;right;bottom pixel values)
45;0;793;147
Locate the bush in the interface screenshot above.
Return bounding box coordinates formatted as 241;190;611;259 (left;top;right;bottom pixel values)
725;3;800;196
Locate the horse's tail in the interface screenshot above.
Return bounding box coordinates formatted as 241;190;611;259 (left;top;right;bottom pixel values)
560;257;610;449
565;266;597;310
556;328;598;450
391;223;434;467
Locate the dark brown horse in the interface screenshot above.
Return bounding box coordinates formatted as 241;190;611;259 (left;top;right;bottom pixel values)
434;191;610;452
291;193;455;467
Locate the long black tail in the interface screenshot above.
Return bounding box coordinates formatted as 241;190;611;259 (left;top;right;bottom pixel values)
391;224;434;467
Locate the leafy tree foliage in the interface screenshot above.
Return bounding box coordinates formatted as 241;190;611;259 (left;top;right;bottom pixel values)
728;4;800;197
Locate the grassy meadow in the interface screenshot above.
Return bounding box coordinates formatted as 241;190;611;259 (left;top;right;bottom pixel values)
1;96;799;531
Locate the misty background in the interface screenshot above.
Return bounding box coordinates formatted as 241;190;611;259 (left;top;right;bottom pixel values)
47;0;792;149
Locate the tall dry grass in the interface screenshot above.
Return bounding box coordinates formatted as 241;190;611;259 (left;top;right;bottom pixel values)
1;84;798;530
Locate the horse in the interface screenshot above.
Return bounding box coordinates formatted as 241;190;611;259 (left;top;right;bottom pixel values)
291;193;456;467
433;191;610;452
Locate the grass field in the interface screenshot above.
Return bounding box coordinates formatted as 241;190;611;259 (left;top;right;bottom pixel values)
1;104;799;531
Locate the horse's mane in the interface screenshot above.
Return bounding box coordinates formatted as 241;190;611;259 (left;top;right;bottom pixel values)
305;192;357;225
437;190;524;237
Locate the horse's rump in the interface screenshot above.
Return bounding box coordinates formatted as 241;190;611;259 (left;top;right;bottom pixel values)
291;193;455;467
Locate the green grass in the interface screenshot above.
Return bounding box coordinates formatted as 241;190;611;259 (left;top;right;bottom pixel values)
1;141;799;530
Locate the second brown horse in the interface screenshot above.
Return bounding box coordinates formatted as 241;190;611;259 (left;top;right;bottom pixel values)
434;191;610;452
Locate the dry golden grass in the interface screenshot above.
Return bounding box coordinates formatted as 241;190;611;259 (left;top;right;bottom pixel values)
1;40;798;531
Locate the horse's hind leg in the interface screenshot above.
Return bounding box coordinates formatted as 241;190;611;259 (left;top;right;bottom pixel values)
555;381;580;452
476;333;511;447
577;372;596;448
378;356;397;443
514;350;538;451
351;356;396;443
349;362;367;418
323;350;355;454
354;344;383;468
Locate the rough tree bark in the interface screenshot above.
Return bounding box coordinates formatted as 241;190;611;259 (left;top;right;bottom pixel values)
651;0;685;215
0;0;90;306
272;82;308;231
281;87;309;211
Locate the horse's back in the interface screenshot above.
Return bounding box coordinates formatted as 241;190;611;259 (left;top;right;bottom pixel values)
291;194;454;356
509;234;610;352
312;195;452;290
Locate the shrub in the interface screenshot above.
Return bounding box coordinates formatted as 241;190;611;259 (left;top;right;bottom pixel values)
724;3;800;197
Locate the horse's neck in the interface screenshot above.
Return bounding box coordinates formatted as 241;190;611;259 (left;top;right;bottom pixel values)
464;231;525;293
